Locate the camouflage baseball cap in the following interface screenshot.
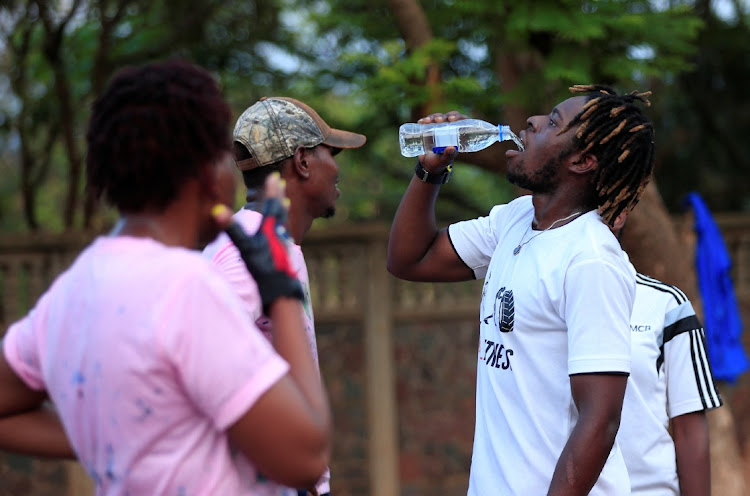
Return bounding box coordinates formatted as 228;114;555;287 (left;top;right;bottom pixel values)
233;96;367;171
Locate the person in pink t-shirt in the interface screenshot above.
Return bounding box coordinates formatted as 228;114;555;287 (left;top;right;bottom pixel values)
203;97;366;496
0;60;331;496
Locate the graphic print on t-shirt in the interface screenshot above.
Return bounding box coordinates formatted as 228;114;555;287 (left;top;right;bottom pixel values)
482;286;515;333
479;286;515;371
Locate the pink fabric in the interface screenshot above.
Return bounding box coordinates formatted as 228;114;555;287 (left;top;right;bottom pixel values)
203;208;318;365
203;208;327;494
3;236;289;496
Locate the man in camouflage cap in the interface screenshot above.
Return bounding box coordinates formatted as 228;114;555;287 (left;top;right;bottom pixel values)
203;96;366;496
234;97;366;170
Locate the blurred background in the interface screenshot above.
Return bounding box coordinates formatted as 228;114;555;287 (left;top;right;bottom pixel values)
0;0;749;494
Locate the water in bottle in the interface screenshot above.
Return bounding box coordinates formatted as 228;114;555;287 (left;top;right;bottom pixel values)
399;119;524;157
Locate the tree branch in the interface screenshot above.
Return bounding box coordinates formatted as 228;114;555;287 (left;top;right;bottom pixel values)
36;0;85;228
6;7;44;230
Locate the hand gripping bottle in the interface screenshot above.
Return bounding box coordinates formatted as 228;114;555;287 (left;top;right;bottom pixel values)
399;119;524;157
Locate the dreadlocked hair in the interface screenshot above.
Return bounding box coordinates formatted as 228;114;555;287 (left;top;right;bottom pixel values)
86;59;232;213
558;84;655;226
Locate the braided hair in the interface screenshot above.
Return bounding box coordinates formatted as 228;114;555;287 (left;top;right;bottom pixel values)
558;84;655;226
86;59;232;213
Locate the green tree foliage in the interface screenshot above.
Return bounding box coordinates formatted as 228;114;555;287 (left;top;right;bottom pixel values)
281;0;706;224
307;0;701;110
0;0;297;233
0;0;745;234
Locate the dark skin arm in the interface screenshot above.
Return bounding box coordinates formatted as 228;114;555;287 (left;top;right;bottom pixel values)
0;346;75;458
0;405;75;458
387;112;475;282
673;410;711;496
548;373;627;496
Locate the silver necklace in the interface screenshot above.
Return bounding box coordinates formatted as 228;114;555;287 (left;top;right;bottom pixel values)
513;211;583;256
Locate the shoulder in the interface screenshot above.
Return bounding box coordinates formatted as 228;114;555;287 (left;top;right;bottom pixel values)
202;208;263;261
148;244;234;296
506;194;533;210
487;195;532;221
449;195;532;246
154;249;251;334
232;208;263;232
174;251;224;285
451;195;532;227
634;273;699;330
635;273;689;306
463;195;532;233
567;212;630;268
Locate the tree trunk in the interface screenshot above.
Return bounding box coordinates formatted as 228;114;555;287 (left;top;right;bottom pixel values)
38;0;85;230
386;0;441;118
8;10;44;231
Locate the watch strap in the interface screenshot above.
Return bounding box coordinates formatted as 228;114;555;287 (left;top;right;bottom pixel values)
414;159;452;185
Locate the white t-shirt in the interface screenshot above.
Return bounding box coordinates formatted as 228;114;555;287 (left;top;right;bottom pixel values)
3;236;289;495
448;195;635;496
617;273;723;495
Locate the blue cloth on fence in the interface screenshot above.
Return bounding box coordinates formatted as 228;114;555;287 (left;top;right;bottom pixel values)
683;192;748;382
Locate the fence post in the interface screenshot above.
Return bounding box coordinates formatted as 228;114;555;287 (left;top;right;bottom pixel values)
65;462;93;495
364;238;400;496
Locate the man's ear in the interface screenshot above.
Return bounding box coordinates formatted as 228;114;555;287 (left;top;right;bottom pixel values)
292;145;311;180
568;152;598;175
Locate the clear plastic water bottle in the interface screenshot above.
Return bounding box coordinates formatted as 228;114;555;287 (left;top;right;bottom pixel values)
399;119;524;157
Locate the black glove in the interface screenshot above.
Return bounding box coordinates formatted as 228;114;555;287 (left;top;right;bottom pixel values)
224;197;305;312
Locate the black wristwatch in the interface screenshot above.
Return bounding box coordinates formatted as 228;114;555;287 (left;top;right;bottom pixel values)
415;159;452;185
